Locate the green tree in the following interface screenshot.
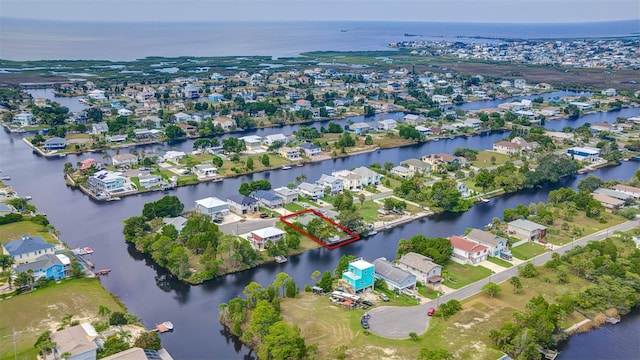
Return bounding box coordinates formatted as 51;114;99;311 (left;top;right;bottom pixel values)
509;276;522;293
246;157;254;170
334;255;356;277
261;154;270;167
577;175;603;193
258;321;308;360
164;125;186;140
518;263;538;278
482;282;501;298
364;135;373;145
109;312;128;326
0;254;14;270
250;300;281;339
316;270;334;292
133;331;162;351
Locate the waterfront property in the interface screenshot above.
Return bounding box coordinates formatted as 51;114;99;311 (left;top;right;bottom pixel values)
195;197;229;217
372;257;417;293
297;182;324;200
193;163;217;178
2;235;56;264
341;257;375;293
111;153;138;167
87;170;126;194
14;253;70;281
566;147;601;162
13;111;35;126
332;170;363;191
250;190;283;209
591;192;625;211
227;195;259;215
43;137;67;151
391;165;415;179
298;142;322;157
612;184;640;199
51;323;99;360
248;226;285;250
278;146;301;160
465;229;508;257
273;187;298;204
162;216;188;232
316;174;343;195
397;252;443;285
450;235;489;265
507;219;547;242
593;187;633;201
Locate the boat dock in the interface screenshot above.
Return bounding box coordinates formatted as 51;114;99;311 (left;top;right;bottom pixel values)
275;255;288;264
153;321;174;333
606;315;621;324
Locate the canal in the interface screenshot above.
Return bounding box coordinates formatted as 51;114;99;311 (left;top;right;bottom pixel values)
6;92;639;358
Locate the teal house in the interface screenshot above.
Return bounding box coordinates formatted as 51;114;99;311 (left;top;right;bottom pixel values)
341;258;374;293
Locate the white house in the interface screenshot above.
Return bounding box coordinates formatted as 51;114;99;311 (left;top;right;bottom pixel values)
227;195;259;215
612;184;640;199
274;187;298;204
173;112;192;123
13;112;35;126
2;235;55;265
507;219;547;242
450;236;488;265
298;142;322;157
51;323;99;360
195;197;229;217
117;108;132;117
91;122;109;135
352;167;383;186
249;227;285;250
212;117;235;131
278;146;301;160
567;147;600;162
317;174;343;195
193;164;217;178
332;170;363;191
378;119;397;131
163;151;186;163
391;166;414;179
87;170;125;194
263;133;288;146
403;114;423;125
298;182;324;200
111;153;138;167
239;135;263;151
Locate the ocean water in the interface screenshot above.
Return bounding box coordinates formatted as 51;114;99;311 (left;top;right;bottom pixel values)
0;18;638;61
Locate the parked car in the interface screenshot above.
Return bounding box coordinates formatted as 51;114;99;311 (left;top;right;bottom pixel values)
362;300;373;307
379;293;389;302
260;213;270;218
427;307;435;316
360;318;369;329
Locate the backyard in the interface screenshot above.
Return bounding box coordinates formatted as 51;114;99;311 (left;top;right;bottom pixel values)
0;220;57;244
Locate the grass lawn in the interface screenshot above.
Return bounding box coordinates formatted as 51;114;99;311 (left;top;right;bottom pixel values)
297;197;320;207
0;220;57;244
471;151;512;169
417;284;442;299
443;263;493;289
510;242;547;260
130;176;141;189
321;195;336;205
0;278;126;360
284;203;306;213
359;200;381;223
259;206;280;218
486;256;513;268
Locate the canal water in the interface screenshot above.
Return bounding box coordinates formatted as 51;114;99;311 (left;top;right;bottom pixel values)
6;92;639;358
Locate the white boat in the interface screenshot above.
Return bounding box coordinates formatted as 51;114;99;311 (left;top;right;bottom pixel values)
480;198;490;203
432;138;440;142
1;176;10;180
24;196;32;200
275;255;288;264
281;165;292;170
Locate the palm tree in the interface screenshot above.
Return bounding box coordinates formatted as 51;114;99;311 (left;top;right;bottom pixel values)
98;305;112;322
509;276;522;293
27;269;35;291
116;327;132;344
1;269;15;290
0;254;14;270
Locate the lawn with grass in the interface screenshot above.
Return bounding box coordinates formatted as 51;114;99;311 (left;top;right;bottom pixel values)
0;220;57;244
258;206;280;218
443;263;493;289
130;176;141;189
0;278;126;360
359;200;382;223
284;202;306;213
470;151;512;169
297;197;320;207
486;256;513;268
417;284;442;299
510;242;546;260
545;210;626;246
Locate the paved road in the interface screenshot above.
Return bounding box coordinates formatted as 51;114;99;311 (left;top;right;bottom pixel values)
368;218;640;339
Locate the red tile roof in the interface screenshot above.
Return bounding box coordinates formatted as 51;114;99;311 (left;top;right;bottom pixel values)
450;236;488;253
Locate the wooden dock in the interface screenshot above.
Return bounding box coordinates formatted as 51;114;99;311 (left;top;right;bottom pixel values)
154;321;174;333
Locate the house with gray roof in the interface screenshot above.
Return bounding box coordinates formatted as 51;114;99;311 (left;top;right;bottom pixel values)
250;190;283;209
507;219;547;242
227;195;259;215
162;216;188;232
2;235;55;264
373;257;416;292
195;197;229;217
298;182;324;200
43;137;67;151
14;254;69;281
391;165;414;179
0;203;14;216
465;229;508;257
401;158;432;175
317;174;343;195
352;167;383;186
51;324;99;360
398;252;442;285
91;122;109;135
274;187;298;204
593;188;632;201
348;122;371;135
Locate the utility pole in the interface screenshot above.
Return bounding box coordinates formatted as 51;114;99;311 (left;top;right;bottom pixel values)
13;328;17;360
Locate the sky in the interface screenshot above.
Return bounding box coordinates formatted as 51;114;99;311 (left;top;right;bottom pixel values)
1;0;639;23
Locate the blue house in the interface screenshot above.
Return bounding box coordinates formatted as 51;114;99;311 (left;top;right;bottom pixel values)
342;258;374;293
43;137;67;151
14;254;69;281
2;235;55;264
208;93;224;102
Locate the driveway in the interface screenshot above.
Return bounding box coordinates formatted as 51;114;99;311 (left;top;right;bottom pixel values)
367;218;639;339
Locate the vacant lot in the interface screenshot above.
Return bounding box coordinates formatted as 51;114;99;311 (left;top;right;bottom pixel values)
471;151;512;169
545;210;626;246
443;263;493;289
0;278;126;360
0;220;57;244
511;242;547;260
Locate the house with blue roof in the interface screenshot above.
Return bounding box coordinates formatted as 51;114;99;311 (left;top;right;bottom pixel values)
2;235;56;264
43;137;67;151
227;195;259;215
298;142;322;157
250;190;283;209
14;254;69;281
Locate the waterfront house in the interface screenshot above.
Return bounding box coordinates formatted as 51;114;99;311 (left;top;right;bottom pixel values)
162;216;188;232
274;187;298;204
173;112;191;123
193;164;217;178
195;197;229;217
87;170;125;194
138;174;162;188
457;182;468;196
391;165;414;179
493;141;521;155
111;154;138;167
227;195;259;215
341;258;375;293
13;111;35;126
278;146;301;160
163;151;186;163
352;167;383;187
421;153;466;172
378;119;397;131
2;235;55;265
0;203;14;216
14;254;69;281
298;142;322;157
566;147;601;162
106;134;127;143
348;122;371;135
415;125;431;136
263;133;287;147
465;229;507;257
250;190;283;209
91;122;109;135
50;323;99;360
372;257;417;293
450;235;488;265
212;117;236;131
239;135;263;151
591;192;625;211
401;158;432;175
43;137;67;151
297;182;324;200
317;174;343;195
593;188;633;201
332;170;363;191
249;227;286;250
507;219;547;242
403;114;424;125
398;252;442;285
612;184;640;199
78;158;98;171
